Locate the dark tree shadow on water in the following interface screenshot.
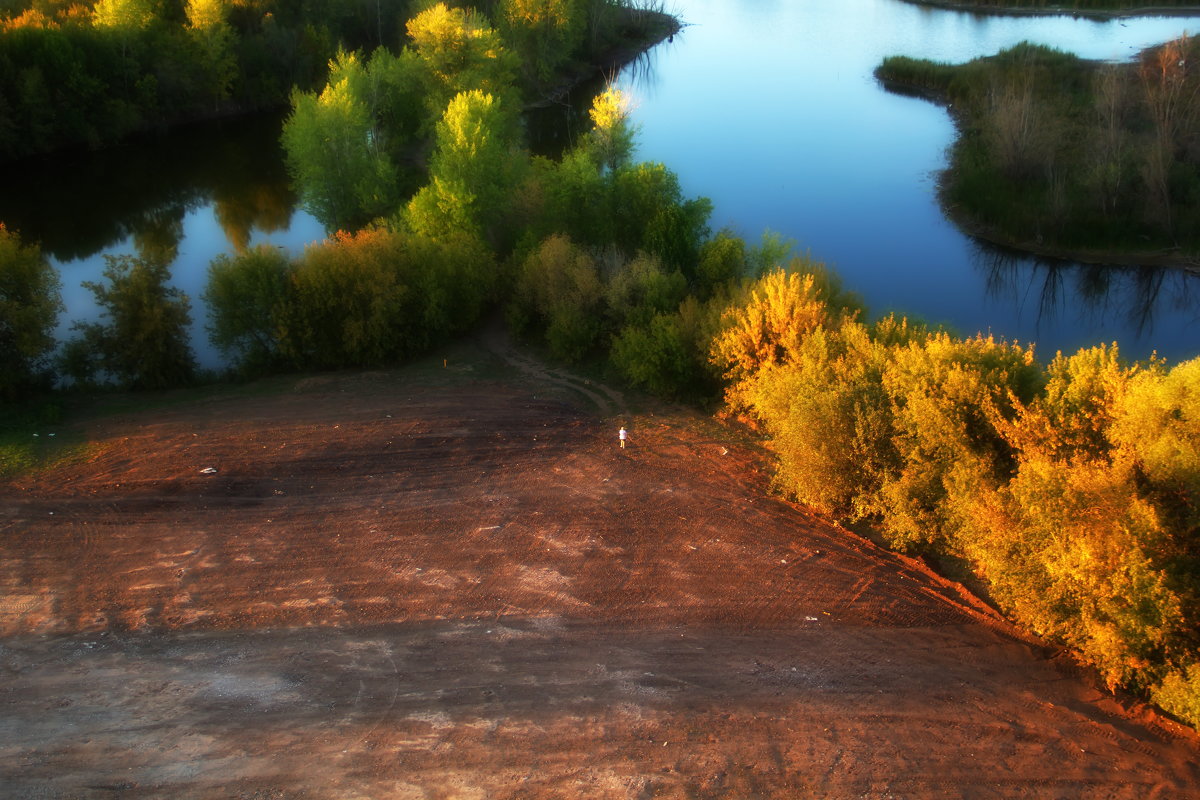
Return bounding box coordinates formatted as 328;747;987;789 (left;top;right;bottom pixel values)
0;112;298;262
970;239;1200;356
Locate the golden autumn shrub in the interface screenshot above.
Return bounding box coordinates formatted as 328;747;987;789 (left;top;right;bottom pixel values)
712;258;1198;723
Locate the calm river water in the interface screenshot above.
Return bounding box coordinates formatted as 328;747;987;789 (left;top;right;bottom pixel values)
3;0;1198;368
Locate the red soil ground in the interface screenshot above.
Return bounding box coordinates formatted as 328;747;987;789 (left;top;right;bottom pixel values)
1;334;1197;798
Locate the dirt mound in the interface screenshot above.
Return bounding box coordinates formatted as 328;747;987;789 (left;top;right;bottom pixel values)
2;340;1197;798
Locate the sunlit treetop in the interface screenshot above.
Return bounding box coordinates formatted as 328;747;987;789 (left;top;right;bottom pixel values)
589;86;632;132
92;0;157;29
406;1;518;117
407;3;508;79
501;0;575;28
587;86;636;172
185;0;228;31
1;7;53;29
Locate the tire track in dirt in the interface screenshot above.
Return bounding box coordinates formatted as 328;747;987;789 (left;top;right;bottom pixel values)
1;620;1196;799
480;318;628;419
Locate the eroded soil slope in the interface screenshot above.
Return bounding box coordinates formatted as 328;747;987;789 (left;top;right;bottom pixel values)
1;340;1197;798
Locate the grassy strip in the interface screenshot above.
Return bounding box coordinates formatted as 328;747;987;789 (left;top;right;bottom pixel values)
0;402;96;479
877;39;1200;270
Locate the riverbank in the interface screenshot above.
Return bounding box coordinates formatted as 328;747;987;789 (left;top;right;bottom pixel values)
527;8;682;109
896;0;1200;20
938;186;1200;275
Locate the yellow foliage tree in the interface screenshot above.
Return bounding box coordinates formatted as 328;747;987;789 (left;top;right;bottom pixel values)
406;2;517;123
711;265;852;411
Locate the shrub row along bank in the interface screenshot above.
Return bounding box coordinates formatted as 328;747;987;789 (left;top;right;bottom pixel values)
876;38;1200;267
0;0;671;162
710;265;1200;728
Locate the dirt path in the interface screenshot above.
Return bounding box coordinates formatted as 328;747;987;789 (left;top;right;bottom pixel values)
1;339;1197;798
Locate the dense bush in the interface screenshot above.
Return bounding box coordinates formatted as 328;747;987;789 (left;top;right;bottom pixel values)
508;233;605;361
712;255;1200;726
63;253;196;389
0;225;62;401
203;243;293;371
205;228;495;372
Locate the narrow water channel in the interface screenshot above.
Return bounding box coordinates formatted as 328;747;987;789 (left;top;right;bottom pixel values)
2;0;1198;369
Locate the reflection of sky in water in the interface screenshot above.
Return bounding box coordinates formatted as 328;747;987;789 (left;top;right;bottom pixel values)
620;0;1200;363
54;207;325;370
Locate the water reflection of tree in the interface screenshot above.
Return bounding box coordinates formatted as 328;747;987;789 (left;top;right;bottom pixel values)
972;239;1200;347
0;112;297;261
213;182;298;253
132;203;188;265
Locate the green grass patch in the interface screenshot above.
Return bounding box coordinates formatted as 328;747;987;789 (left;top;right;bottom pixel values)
0;405;94;479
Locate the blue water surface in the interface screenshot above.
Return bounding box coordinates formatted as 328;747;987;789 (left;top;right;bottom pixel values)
618;0;1200;363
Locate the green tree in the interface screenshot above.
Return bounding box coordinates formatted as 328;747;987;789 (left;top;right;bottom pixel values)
204;244;293;372
0;225;63;400
696;229;746;295
583;84;635;172
185;0;236;109
498;0;584;86
609;162;711;273
68;254;195;389
406;2;518;125
610;312;690;398
281;49;399;231
604;252;686;329
508;233;603;362
404;88;527;242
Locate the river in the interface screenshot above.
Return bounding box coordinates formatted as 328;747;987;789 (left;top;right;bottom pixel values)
613;0;1200;364
3;0;1198;369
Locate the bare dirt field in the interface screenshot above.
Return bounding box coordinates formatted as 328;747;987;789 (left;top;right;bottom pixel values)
1;333;1198;799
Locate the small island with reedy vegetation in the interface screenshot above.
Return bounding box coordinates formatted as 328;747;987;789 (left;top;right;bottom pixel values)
877;37;1200;272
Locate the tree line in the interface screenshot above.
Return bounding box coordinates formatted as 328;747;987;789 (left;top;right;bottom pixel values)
0;0;658;161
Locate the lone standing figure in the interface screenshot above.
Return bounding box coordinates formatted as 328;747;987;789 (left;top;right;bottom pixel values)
619;426;628;449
